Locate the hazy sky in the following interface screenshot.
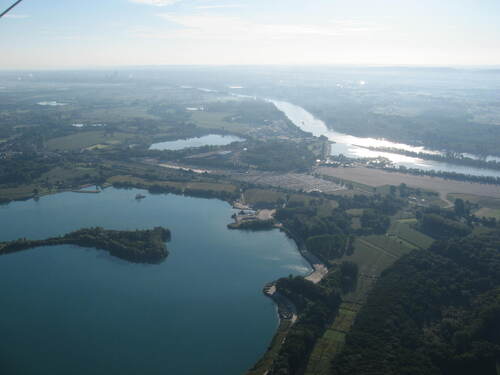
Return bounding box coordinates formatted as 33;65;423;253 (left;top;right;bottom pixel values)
1;0;500;69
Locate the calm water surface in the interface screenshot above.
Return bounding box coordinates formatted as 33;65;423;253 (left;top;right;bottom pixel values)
150;134;244;151
0;188;310;375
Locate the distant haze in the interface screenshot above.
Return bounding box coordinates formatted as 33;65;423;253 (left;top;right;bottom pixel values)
1;0;500;69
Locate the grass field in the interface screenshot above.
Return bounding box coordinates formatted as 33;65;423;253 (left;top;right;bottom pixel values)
341;236;399;277
41;166;100;183
46;131;133;151
305;228;426;374
186;181;238;193
475;207;500;220
82;106;160;123
388;219;434;249
0;163;104;202
448;193;500;208
346;208;364;217
361;235;416;258
85;144;109;150
333;236;405;301
304;304;359;375
286;194;339;214
346;209;364;230
190;112;250;134
107;175;238;194
447;193;500;220
243;189;286;207
0;184;40;201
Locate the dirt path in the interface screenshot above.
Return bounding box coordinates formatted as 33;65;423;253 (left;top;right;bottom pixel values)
357;238;398;259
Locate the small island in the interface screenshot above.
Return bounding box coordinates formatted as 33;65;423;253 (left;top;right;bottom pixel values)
0;227;171;264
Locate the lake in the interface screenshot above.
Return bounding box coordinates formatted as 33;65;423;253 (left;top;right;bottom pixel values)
270;100;500;179
150;134;244;151
0;188;310;375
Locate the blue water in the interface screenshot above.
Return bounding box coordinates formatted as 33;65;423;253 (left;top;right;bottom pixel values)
0;188;310;375
150;134;244;151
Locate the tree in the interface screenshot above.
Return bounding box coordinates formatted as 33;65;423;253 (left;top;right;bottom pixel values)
454;198;466;217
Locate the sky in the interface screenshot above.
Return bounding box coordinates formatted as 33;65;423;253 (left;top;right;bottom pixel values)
1;0;500;69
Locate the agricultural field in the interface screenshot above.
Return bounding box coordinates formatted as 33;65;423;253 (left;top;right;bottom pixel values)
346;208;364;216
46;131;134;151
190;112;250;134
388;219;434;249
475;207;500;220
107;175;238;194
306;226;426;375
314;199;339;216
448;193;500;208
304;303;359;375
185;181;238;193
41;165;100;184
243;188;286;208
333;236;402;298
0;184;41;201
288;194;339;214
346;209;363;230
448;193;500;220
0;163;105;202
341;236;398;276
232;171;344;194
317;166;500;200
361;235;416;258
81;105;160;123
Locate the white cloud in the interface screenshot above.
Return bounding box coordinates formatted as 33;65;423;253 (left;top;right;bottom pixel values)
136;13;384;41
196;4;245;9
129;0;181;6
3;14;30;19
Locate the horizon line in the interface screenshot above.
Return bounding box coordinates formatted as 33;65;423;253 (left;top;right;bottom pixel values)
2;63;500;72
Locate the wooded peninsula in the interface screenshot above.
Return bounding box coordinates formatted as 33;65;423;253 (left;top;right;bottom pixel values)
0;227;171;264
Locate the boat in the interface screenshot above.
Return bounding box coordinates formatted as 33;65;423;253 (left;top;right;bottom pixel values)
135;194;146;200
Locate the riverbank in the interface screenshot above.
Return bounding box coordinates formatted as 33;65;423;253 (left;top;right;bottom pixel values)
270;99;500;179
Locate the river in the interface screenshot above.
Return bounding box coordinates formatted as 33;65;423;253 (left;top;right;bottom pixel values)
270;100;500;179
0;188;311;375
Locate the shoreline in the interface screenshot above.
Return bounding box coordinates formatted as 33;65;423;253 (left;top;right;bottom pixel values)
276;225;329;284
0;183;111;205
244;211;330;375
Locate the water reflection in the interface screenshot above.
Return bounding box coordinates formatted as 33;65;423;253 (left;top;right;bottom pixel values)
270;99;500;178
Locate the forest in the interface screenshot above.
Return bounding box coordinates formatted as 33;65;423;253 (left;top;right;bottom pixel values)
269;262;358;375
275;193;403;265
332;229;500;375
0;227;171;263
240;140;317;172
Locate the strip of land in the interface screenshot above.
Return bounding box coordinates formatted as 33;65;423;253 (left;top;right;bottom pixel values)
316;166;500;200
